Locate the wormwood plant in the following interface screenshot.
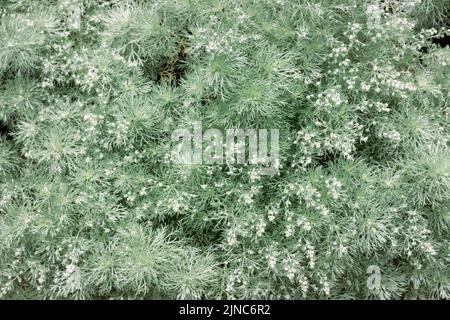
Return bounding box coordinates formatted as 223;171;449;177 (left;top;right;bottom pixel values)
0;0;449;299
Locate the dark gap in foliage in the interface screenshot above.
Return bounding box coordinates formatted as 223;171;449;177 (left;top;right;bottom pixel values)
188;230;223;247
418;3;449;57
155;42;188;86
380;0;397;14
419;31;450;60
432;33;450;48
0;121;12;138
316;152;339;169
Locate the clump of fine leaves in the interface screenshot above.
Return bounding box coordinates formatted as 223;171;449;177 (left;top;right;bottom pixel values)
0;0;449;300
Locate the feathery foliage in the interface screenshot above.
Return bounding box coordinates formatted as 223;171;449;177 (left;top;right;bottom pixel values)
0;0;449;300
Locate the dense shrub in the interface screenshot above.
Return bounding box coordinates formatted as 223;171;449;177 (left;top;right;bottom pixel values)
0;0;449;299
